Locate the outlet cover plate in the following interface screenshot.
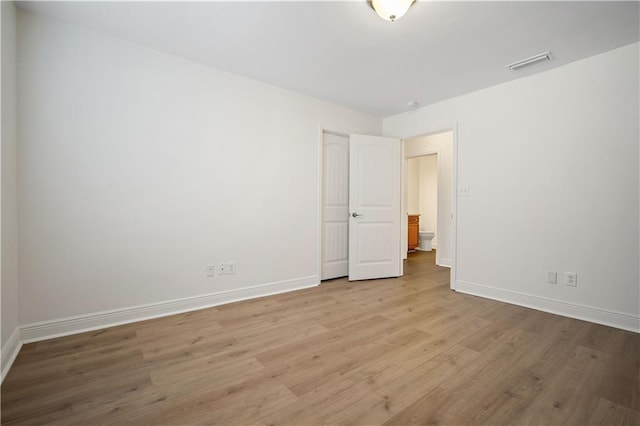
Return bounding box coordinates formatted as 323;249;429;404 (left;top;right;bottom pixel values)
215;264;226;276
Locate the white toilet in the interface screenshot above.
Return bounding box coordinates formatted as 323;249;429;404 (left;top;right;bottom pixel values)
418;231;434;251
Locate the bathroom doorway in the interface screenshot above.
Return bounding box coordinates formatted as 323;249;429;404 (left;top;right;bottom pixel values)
403;131;454;269
407;154;438;257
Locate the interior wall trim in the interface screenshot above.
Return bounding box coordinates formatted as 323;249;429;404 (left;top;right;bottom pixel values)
1;327;22;384
456;280;639;333
437;258;452;268
19;276;320;344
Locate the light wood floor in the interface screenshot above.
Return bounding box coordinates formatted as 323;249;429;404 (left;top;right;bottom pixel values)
2;251;639;425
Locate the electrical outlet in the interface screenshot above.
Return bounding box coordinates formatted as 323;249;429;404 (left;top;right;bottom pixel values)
227;261;236;274
206;265;215;278
565;272;577;287
215;263;226;276
547;272;557;285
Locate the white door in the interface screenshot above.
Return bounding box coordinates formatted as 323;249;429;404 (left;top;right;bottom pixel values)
321;133;349;280
348;134;402;281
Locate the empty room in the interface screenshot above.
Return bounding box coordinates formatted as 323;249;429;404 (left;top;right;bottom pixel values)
1;1;639;425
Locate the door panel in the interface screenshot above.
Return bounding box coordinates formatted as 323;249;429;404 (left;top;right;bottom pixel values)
348;134;402;281
321;133;349;280
358;145;394;207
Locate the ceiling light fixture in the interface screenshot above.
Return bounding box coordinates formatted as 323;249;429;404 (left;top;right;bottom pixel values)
506;51;553;71
370;0;416;22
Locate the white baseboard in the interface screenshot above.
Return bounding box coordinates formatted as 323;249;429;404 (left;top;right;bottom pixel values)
456;280;640;333
1;327;22;384
437;257;452;268
20;275;319;344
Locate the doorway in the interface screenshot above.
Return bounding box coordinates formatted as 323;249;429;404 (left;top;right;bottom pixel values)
320;132;349;280
319;128;456;288
407;153;438;257
319;130;402;282
403;130;456;287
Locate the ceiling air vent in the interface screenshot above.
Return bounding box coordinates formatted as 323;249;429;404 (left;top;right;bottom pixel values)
507;51;553;71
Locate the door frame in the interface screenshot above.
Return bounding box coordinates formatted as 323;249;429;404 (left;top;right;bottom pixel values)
317;123;458;291
401;123;458;291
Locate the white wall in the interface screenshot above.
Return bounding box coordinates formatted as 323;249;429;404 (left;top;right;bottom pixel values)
1;0;21;380
418;155;437;246
405;132;453;266
406;158;420;214
386;43;640;332
17;11;380;332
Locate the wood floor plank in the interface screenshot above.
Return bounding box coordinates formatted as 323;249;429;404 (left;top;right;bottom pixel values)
279;327;430;397
337;344;484;425
2;250;638;425
582;397;640;426
160;377;297;425
149;355;265;397
516;345;612;425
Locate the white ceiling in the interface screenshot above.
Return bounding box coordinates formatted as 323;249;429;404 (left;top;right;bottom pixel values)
17;1;640;117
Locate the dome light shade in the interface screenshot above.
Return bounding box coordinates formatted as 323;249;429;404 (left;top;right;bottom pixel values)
371;0;416;22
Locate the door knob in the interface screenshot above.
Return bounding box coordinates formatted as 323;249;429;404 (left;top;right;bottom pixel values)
351;212;363;217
